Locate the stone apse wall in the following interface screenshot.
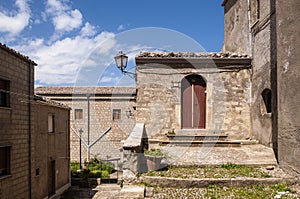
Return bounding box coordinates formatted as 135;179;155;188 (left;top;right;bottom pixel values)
135;52;252;141
222;0;274;147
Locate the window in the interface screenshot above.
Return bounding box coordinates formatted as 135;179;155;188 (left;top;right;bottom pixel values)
112;109;121;120
0;79;10;108
35;168;40;176
75;109;83;120
261;89;272;114
48;114;55;133
0;146;11;177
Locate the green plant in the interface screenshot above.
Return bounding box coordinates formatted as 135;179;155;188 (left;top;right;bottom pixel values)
100;162;115;174
221;163;243;169
70;161;80;172
101;170;109;178
270;184;296;193
144;148;163;156
167;129;176;135
87;170;101;178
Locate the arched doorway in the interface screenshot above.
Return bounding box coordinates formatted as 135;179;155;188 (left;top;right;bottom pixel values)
181;75;206;129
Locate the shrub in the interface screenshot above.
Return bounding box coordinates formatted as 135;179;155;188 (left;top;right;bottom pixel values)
88;170;101;178
70;161;80;172
101;170;109;178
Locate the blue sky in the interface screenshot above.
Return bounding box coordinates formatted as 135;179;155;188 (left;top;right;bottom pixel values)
0;0;224;86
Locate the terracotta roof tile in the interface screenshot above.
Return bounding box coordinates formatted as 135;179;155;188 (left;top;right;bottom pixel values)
34;95;71;109
136;52;249;59
35;86;136;95
0;43;37;65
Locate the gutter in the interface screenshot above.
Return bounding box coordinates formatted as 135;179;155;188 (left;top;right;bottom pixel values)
28;63;32;199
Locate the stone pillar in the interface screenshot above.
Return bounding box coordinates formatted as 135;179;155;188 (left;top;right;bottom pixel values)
122;123;147;182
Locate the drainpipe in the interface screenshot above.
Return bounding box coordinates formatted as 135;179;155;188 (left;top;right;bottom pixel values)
28;63;32;199
87;94;90;161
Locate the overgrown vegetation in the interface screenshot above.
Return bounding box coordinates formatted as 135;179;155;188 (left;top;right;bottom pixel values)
152;184;298;199
142;163;272;178
167;129;176;135
70;159;115;178
144;148;164;157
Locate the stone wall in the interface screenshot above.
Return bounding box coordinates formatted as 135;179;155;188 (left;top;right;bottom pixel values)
0;44;35;199
35;87;136;162
222;0;251;54
32;102;70;199
276;0;300;179
136;54;252;141
250;0;274;147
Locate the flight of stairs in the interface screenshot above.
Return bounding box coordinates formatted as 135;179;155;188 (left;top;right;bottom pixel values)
152;129;258;147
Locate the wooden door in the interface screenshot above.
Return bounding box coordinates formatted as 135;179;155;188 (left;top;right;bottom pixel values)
182;75;206;129
48;160;56;197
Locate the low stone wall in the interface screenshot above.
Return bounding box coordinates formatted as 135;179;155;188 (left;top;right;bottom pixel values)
141;176;297;188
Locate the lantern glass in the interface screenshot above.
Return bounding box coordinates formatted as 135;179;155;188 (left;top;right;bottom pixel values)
114;51;128;70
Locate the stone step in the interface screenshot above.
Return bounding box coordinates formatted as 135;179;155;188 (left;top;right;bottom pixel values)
166;134;228;141
160;140;242;147
174;129;227;136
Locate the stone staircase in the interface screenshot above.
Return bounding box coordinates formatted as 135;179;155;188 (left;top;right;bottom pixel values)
157;129;258;147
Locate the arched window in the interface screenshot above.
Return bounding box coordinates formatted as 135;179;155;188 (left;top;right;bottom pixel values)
261;89;272;114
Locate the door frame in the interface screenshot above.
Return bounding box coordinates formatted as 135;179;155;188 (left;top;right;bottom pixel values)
181;74;206;129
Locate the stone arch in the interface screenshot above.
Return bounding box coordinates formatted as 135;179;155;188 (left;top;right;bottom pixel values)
261;88;272;114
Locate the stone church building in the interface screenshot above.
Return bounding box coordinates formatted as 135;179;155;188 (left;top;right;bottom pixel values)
37;0;299;180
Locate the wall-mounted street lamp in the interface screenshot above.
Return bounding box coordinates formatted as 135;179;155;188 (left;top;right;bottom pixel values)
114;51;136;80
125;107;134;118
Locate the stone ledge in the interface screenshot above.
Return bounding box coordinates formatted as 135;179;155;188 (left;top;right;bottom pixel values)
141;176;297;188
123;123;145;149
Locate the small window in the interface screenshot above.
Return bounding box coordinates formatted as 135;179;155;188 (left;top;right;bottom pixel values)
261;89;272;114
75;109;83;120
0;79;10;108
48;114;55;133
0;146;11;177
36;168;40;176
112;109;121;120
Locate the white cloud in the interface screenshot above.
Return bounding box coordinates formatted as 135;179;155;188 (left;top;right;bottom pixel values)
46;0;83;34
117;24;125;31
52;9;82;32
80;22;97;37
15;31;117;85
0;0;31;35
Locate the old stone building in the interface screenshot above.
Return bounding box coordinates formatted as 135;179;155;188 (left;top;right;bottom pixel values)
222;0;300;179
135;52;252;142
0;43;71;199
32;96;71;198
35;0;299;182
132;0;300;179
35;86;136;162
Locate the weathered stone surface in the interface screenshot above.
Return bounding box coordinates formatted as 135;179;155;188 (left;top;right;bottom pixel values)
222;0;251;54
123;123;145;148
276;0;300;180
135;58;252;142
